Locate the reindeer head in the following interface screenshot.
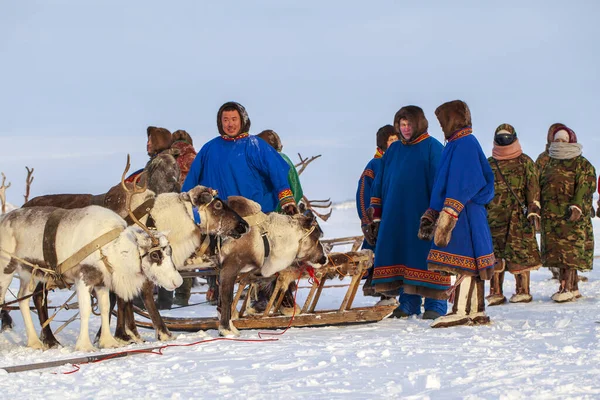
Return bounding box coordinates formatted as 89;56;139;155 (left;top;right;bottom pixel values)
133;228;183;291
180;186;249;239
294;211;328;267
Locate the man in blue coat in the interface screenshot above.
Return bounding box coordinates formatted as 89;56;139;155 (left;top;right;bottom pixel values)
182;102;297;214
182;102;298;307
368;106;450;320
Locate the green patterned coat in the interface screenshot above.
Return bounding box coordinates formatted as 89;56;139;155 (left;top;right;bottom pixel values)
539;155;596;271
487;155;542;272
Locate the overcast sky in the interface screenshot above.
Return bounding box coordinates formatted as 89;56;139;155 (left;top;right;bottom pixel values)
1;1;599;207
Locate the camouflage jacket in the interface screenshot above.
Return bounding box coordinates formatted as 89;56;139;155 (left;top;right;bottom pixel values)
487;154;540;216
486;154;541;270
539;155;596;271
540;155;596;219
535;150;550;179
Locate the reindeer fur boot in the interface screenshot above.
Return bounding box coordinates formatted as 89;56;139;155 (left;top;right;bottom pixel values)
486;271;506;306
510;271;532;303
551;269;576;303
431;275;489;328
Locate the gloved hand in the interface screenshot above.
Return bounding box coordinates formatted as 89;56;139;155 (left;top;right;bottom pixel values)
434;207;458;248
282;203;299;216
596;200;600;218
527;213;541;231
363;222;380;246
567;205;582;222
418;208;440;241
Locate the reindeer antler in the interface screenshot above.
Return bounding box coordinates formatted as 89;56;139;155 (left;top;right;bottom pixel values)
295;153;322;176
0;172;11;214
121;155;159;245
23;166;34;204
301;195;333;222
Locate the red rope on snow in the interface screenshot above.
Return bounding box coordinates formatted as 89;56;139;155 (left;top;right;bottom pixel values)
57;337;279;375
57;267;317;374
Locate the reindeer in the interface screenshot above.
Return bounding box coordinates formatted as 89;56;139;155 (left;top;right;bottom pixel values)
13;158;249;347
217;196;328;337
0;204;183;351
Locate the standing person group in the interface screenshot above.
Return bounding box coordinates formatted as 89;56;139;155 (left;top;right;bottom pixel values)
357;99;596;328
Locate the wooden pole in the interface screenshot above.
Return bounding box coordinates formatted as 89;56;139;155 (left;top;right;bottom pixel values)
1;345;165;374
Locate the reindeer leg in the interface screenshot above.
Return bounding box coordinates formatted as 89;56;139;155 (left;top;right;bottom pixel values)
114;293;143;344
0;272;14;331
140;280;173;341
18;278;45;350
74;281;96;352
218;262;240;337
123;299;143;343
33;283;61;348
97;287;120;349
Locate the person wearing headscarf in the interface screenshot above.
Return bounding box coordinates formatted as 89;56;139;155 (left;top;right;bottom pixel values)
485;123;542;306
539;124;596;302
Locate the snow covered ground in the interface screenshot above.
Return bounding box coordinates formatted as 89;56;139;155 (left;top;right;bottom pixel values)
1;203;600;399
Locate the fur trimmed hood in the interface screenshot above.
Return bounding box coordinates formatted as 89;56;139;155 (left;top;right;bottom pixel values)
147;126;173;154
257;130;283;152
435;100;472;139
217;102;251;137
394;106;428;140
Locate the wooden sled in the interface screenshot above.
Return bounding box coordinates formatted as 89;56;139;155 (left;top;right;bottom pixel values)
133;248;396;332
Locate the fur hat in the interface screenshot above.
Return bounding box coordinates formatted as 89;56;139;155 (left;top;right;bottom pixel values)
435;100;472;139
394;106;428;140
257;130;283;152
172;129;193;146
376;125;396;151
550;124;577;143
147;126;173;154
217;102;251;137
494;123;517;146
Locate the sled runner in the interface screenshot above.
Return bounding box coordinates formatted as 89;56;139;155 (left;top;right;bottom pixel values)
132;247;396;332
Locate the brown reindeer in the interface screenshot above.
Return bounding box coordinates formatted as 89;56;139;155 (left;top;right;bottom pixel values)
217;196;328;337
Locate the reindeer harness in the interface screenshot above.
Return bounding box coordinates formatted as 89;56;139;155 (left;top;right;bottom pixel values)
41;209;124;289
243;212;271;258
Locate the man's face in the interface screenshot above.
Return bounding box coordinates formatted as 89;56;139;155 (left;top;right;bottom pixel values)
147;138;154;155
387;135;399;149
399;119;413;140
221;110;242;138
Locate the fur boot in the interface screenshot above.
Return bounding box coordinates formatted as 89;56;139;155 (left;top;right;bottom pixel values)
571;270;581;299
431;275;489;328
486;271;506;306
510;271;532;303
551;269;576;303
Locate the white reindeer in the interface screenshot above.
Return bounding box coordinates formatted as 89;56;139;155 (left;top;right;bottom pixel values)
0;205;182;351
